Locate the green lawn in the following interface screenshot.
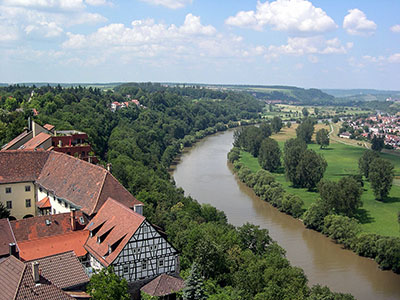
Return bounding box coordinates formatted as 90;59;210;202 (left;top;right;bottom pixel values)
240;142;400;237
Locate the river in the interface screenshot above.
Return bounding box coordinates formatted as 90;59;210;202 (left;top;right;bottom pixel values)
172;129;400;300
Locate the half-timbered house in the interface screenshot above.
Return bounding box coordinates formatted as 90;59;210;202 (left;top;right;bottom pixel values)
84;198;179;283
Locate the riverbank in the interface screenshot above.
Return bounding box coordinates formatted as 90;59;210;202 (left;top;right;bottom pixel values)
173;129;400;300
230;145;400;274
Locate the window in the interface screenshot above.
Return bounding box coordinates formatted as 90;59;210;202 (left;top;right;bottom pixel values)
6;201;12;209
25;185;31;192
158;259;164;267
53;208;56;214
25;199;31;208
123;265;129;274
142;260;147;270
5;187;11;194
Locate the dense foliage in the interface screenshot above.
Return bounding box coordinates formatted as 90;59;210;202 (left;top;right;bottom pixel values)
87;267;130;300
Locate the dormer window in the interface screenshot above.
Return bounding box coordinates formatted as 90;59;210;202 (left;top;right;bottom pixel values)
97;227;114;244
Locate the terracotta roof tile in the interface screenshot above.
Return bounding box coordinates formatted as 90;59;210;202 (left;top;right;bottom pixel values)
85;198;145;267
0;150;50;184
21;132;51;150
15;261;74;300
141;274;185;297
0;219;17;257
11;212;88;242
18;230;89;261
0;255;24;300
36;196;51;209
25;251;89;290
43;124;55;131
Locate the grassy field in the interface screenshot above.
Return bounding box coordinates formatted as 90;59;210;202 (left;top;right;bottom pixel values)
239;125;400;237
263;104;374;120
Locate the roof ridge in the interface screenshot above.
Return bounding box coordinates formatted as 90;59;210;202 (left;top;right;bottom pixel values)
13;258;26;300
106;197;145;219
7;218;19;251
90;169;109;215
107;172;142;205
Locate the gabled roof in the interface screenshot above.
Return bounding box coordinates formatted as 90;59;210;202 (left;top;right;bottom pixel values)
0;219;17;257
36;151;142;216
18;230;89;261
0;150;50;184
84;198;145;267
140;274;185;297
25;251;89;290
36;196;51;209
11;212;88;242
0;255;74;300
1;130;30;150
21;132;51;150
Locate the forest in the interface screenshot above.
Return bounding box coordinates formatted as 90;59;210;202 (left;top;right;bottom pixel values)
0;83;356;299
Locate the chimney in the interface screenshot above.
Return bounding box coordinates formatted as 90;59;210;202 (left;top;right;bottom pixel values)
106;163;112;172
9;243;19;259
70;209;76;231
32;262;40;283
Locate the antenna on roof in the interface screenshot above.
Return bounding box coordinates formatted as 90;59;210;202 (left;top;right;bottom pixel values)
45;219;51;226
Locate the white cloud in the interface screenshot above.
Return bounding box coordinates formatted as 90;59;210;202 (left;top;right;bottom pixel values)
25;21;63;38
2;0;85;11
343;9;376;36
390;24;400;33
180;14;216;36
225;0;337;34
85;0;109;6
268;36;347;57
0;24;19;41
388;53;400;63
139;0;192;9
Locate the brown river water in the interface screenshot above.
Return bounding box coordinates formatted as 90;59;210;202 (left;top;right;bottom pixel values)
171;129;400;300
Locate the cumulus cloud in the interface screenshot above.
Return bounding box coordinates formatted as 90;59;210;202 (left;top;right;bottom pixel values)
139;0;192;9
388;53;400;63
0;0;106;41
267;36;347;58
343;9;376;36
390;24;400;33
225;0;337;34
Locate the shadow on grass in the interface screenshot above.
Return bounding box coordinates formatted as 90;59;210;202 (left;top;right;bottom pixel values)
355;208;374;224
381;196;400;204
320;147;334;151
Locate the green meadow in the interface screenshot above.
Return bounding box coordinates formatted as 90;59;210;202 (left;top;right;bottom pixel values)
240;141;400;237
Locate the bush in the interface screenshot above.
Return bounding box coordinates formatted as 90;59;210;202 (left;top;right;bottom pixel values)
303;200;330;231
322;215;360;248
375;237;400;273
353;233;379;258
281;193;304;218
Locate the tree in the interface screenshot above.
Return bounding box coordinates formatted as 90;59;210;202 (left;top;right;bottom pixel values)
316;128;330;149
371;136;384;152
0;202;10;219
309;285;355;300
286;121;291;128
258;138;281;172
5;97;18;111
318;177;363;216
87;266;130;300
283;138;307;186
183;262;207;300
358;150;379;179
271;116;283;133
323;215;360;248
296;118;314;144
369;158;394;200
314;107;319;115
302;107;309;117
296;149;327;190
303;200;330;231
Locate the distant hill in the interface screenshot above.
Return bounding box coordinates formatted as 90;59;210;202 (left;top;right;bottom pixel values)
323;89;400;98
1;82;122;89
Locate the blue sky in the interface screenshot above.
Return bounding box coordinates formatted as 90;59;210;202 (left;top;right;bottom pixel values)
1;0;399;90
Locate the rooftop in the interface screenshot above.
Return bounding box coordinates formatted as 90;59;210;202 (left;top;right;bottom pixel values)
0;219;17;257
141;274;185;297
20;132;51;150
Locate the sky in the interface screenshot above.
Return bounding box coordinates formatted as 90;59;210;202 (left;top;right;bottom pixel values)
1;0;399;90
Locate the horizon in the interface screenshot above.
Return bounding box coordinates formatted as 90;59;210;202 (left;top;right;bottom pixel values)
1;0;399;90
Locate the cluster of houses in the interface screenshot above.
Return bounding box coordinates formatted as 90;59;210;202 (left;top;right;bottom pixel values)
1;119;98;163
110;99;144;112
339;114;400;149
0;144;184;298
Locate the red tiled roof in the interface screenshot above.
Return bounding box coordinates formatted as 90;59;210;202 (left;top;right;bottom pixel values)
25;251;89;290
0;219;17;257
0;150;50;184
141;274;185;297
11;212;88;242
1;130;30;151
36;196;51;209
37;151;142;216
85;198;145;267
0;255;25;300
21;132;51;150
43;124;55;131
18;230;89;261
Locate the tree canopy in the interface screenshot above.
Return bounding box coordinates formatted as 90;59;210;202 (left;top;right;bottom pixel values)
258;138;281;172
369;158;395;200
87;267;130;300
296;118;314;144
316;128;330;149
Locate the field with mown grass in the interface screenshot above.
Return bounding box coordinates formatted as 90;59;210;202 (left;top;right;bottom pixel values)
239;126;400;237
